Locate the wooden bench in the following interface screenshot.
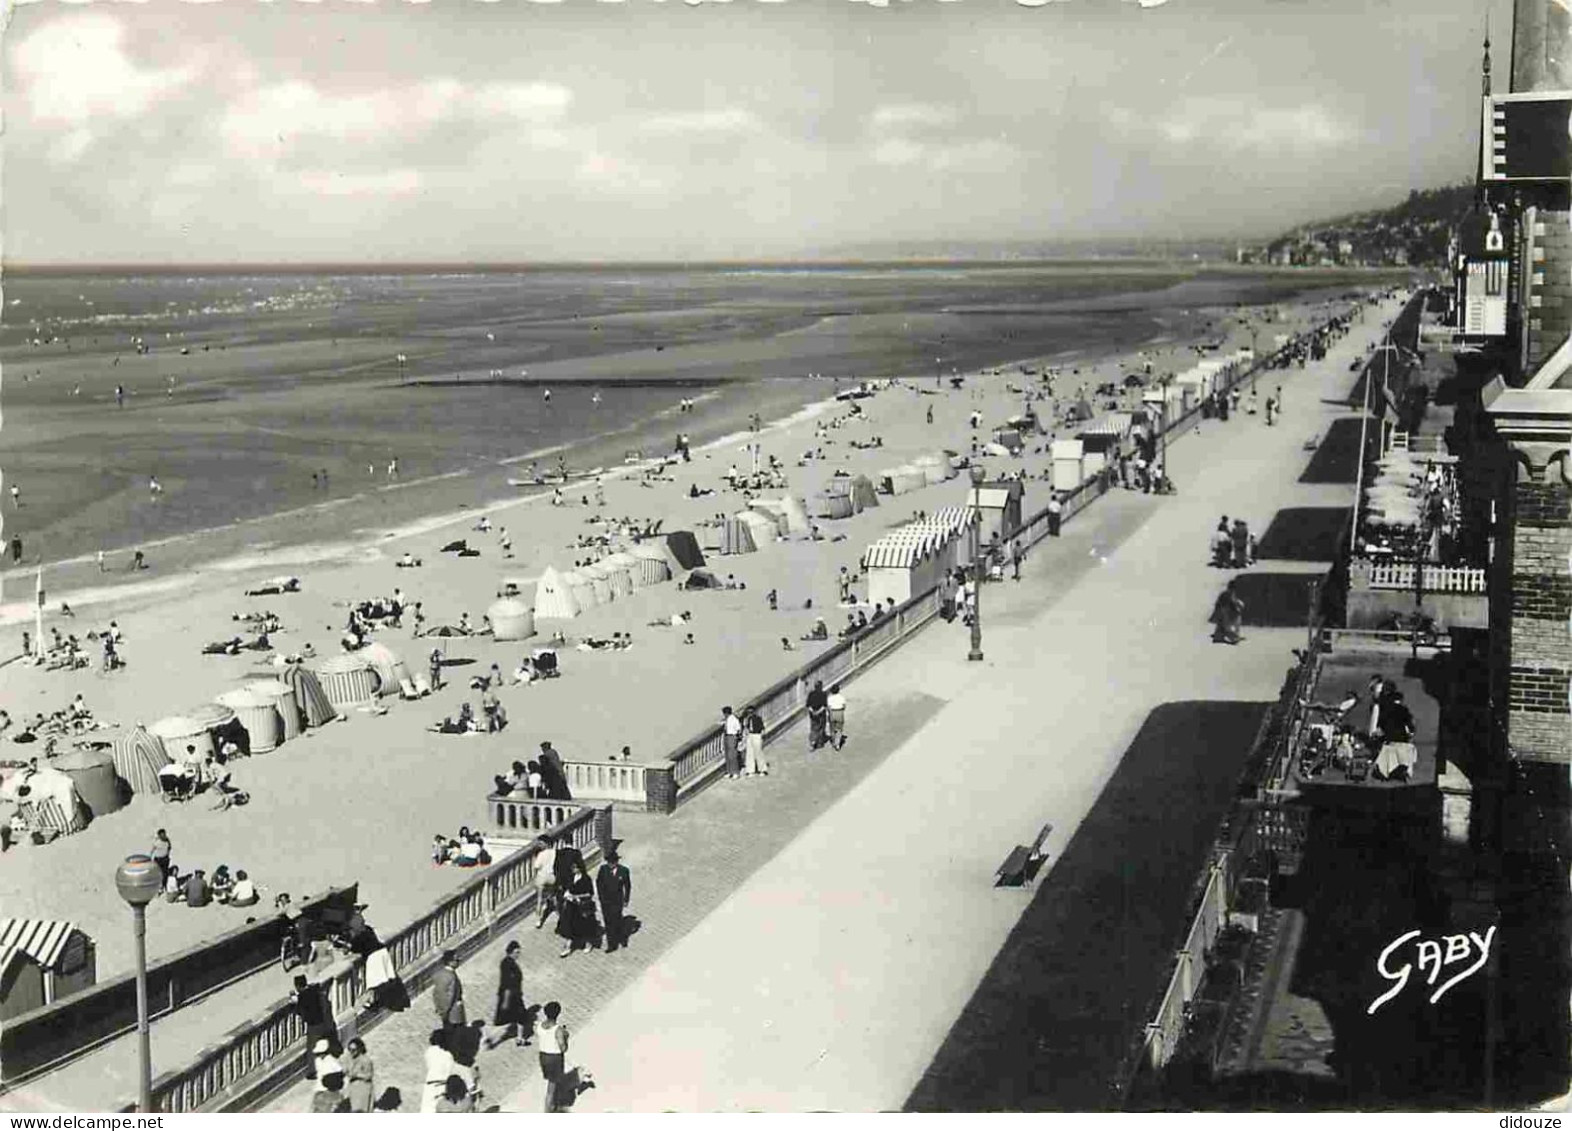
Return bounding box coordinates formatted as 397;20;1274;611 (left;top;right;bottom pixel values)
996;823;1054;887
1302;432;1321;451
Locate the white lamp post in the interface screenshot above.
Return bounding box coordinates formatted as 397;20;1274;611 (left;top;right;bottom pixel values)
969;464;986;662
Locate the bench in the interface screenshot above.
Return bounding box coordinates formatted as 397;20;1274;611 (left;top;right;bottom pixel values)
996;823;1054;887
1302;432;1321;451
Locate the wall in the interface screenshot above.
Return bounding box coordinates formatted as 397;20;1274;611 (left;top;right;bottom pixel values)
1344;586;1489;630
1506;476;1572;762
1526;210;1572;372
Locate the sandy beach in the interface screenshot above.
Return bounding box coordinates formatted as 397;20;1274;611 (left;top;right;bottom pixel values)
0;279;1371;984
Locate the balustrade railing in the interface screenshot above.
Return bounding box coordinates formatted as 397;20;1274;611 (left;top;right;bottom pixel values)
140;806;603;1113
1139;857;1230;1072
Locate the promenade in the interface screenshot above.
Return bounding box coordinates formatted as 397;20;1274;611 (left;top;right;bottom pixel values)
254;297;1401;1112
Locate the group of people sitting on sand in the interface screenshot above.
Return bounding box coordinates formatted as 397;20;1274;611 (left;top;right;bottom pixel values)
428;699;499;736
232;610;283;634
0;694;102;744
163;862;260;908
575;632;633;653
431;827;493;868
159;749;249;808
204;631;273;655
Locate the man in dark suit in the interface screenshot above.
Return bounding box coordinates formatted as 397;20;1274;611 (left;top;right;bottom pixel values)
595;852;633;953
431;950;466;1041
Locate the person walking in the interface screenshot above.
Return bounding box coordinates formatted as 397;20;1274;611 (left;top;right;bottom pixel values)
743;706;767;776
535;1002;571;1113
431;950;466;1041
534;835;560;930
1210;580;1245;645
421;1030;456;1114
1011;539;1023;581
595;850;632;953
486;940;530;1048
1230;519;1250;569
826;683;848;750
1047;493;1063;537
805;681;828;751
343;1037;375;1113
720;706;743;779
557;862;596;958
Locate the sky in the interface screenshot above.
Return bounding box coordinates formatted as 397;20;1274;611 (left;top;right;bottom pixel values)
2;0;1513;265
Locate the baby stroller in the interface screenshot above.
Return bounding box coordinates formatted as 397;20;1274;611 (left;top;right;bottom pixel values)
530;648;560;680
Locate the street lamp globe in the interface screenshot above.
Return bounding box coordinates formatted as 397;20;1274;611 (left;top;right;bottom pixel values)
969;463;986;487
116;855;162;906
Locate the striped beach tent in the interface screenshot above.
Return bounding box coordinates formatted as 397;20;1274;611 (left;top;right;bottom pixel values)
282;663;339;728
602;552;645;590
12;768;88;837
581;562;622;602
625;544;672;588
737;510;778;547
357;640;410;692
534;566;582;620
594;559;635;599
720;514;759;555
111;726;172;796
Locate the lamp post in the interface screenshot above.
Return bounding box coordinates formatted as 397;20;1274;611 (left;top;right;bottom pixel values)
968;463;985;662
115;854;162;1113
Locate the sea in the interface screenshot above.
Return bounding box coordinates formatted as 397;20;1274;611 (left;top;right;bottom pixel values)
0;263;1391;574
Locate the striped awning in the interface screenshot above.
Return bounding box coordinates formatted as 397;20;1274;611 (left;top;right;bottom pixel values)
864;531;941;569
0;918;77;975
1077;412;1133;439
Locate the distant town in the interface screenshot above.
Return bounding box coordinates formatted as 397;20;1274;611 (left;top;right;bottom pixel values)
1236;184;1473;268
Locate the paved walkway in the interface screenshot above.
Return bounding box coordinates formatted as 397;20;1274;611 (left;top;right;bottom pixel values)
258;299;1402;1112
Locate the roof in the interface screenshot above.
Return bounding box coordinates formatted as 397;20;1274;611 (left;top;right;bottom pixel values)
864;535;939;569
0;918;78;976
1078;412;1133;439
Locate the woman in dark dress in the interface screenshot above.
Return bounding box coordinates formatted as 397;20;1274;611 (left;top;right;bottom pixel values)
556;865;599;958
488;940;530;1048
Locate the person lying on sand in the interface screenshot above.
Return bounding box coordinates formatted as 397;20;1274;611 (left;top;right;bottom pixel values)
648;612;693;627
204;637;244;656
396;553;422;568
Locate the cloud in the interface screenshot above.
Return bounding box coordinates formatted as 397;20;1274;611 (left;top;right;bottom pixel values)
1112;97;1360;152
12;13;201;128
291;169;423;197
869;104;960;131
642;108;759;135
872;136;1016;171
220;78;573;162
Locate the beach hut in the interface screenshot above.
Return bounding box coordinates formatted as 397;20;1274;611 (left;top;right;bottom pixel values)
1077;412;1132;476
150;716;216;764
110;726;172;796
281;664;339;728
247;680;302;742
534;567;582;621
52;747;124;819
720;514;759;555
357;640;411;694
625;544;672;588
664;531;706;571
562;570;601;611
216;688;283;753
864;531;945;607
814;487;856;520
315;653;378;712
971;480;1026;546
581;563;621;603
0;919;95;1022
1051;439;1086;493
1;767;88;840
487;597;537;642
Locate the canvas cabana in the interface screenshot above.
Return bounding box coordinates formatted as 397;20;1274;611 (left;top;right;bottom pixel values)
357;640;411;692
990;428;1024;455
1;768;87;839
150;715;217;764
53;747;123;820
281;663;339;728
682;567;723;590
625;545;673;588
720;514;759;555
592;559;635;599
864;530;947;607
110;726;171;796
315;653;379;712
533;566;582;620
578;565;615;605
814;488;856;520
602;552;645;590
664;531;706;571
487;597;537;642
562;569;601;611
247;680;302;742
215;688;283;753
0;919;95;1021
914;454;952;486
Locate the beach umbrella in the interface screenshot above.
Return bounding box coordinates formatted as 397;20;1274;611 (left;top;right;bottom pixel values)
282;664;338;728
111;726;171;796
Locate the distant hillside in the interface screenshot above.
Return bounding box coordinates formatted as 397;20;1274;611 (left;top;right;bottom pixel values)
1238;184;1473;268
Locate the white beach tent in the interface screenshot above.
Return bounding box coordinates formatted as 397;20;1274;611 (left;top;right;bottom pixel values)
357;640;410;691
597;559;636;599
563;570;600;611
488;597;537;641
749;501;790;536
626;544;673;587
534;566;582;620
878;468;908;496
778;496;811;535
603;552;646;590
581;562;622;602
914;454;951;486
738;509;778;546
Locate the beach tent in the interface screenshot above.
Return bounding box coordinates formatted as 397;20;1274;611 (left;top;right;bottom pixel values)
748;500;790;536
915;454;952;486
682;568;722;590
150;716;217;764
585;565;617;605
316;653;379;712
357;640;411;693
215;688;283;753
487;597;537;642
664;531;706;571
813;489;856;520
591;559;635;599
737;510;778;548
0;919;95;1022
247;680;302;742
877;469;905;496
282;664;339;728
898;466;928;493
3;768;87;839
603;552;645;591
990;428;1024;455
562;570;601;611
625;545;673;588
720;515;759;555
533;566;582;620
110;726;171;797
778;496;811;535
184;702;248;758
850;475;881;509
52;746;123;820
